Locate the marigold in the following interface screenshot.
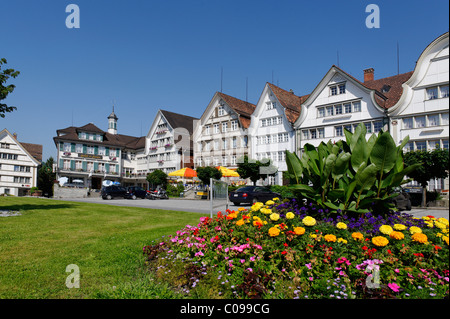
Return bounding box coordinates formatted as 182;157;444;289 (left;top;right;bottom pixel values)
336;222;347;230
393;224;406;231
270;213;280;221
236;219;245;226
338;238;348;244
324;234;337;242
434;221;447;231
352;232;364;241
294;227;305;235
265;200;275;206
443;236;449;245
372;236;389;247
409;226;422;235
379;225;393;235
411;232;428;244
268;227;280;237
286;212;295;220
389;231;404;240
437;217;449;226
251;202;264;212
302;216;316;226
226;212;238;220
260;208;272;215
272;197;280;202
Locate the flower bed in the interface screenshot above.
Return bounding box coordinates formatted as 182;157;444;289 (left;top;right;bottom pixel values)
143;198;449;299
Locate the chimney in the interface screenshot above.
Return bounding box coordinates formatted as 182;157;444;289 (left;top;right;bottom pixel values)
364;68;374;82
13;132;17;139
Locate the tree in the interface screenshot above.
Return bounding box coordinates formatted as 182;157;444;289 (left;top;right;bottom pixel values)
37;157;56;197
0;58;20;118
236;155;277;185
146;169;168;189
403;148;449;207
196;166;222;186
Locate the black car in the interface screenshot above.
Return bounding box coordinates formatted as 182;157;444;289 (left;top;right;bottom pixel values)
229;186;281;206
126;186;147;199
101;185;128;200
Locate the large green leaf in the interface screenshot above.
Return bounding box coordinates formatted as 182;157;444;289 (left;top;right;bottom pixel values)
355;163;378;190
332;152;351;180
285;150;303;184
303;144;320;175
369;131;397;174
350;135;369;173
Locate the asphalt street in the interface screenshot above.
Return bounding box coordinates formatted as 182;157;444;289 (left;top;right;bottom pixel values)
52;197;449;219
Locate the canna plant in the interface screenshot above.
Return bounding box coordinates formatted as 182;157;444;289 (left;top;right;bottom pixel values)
285;123;420;215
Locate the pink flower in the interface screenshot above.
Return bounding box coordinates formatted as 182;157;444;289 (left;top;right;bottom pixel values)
394;269;400;273
305;263;312;269
250;256;256;262
388;283;400;292
240;259;245;264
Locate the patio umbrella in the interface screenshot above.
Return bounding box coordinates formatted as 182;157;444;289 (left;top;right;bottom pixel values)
168;167;197;178
216;166;240;177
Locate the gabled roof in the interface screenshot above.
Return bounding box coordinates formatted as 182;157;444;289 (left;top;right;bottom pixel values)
216;92;256;128
77;123;105;134
364;71;414;108
266;83;309;123
20;143;43;162
160;109;199;135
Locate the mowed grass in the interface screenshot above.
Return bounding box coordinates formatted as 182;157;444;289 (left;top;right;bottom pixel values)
0;196;205;298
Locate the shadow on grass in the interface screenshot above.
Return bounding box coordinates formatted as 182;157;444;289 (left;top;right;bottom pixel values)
0;203;75;212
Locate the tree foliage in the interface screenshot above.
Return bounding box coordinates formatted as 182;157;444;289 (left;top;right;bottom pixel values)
403;148;449;187
146;169;168;189
237;155;277;185
37;157;56;197
0;58;20;118
196;166;222;186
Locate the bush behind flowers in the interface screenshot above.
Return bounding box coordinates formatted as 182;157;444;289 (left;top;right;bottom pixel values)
144;198;449;299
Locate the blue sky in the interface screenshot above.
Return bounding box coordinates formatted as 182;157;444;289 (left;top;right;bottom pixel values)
1;0;448;161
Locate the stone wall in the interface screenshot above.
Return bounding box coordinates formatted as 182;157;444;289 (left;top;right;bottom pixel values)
53;184;89;198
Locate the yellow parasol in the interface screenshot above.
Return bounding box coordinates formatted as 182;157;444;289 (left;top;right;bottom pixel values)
216;166;240;177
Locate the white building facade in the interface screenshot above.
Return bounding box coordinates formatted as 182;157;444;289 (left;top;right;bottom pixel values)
249;83;307;186
389;32;449;191
193;92;255;170
0;129;42;196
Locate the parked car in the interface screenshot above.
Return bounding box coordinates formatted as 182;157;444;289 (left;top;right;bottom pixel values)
125;186;147;199
391;188;412;211
229;186;281;206
101;185;128;200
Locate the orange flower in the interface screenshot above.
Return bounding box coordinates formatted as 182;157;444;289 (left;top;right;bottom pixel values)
389;231;404;240
352;232;364;241
324;234;337;242
412;233;428;244
294;227;305;235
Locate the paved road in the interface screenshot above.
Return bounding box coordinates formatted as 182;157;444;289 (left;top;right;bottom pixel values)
52;197;449;219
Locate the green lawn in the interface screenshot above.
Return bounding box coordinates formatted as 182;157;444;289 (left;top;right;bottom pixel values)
0;196;205;298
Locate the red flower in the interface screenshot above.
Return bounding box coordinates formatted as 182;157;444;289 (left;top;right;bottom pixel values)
362;246;368;251
434;245;442;250
283;243;288;247
426;215;435;219
281;251;287;255
387;249;392;255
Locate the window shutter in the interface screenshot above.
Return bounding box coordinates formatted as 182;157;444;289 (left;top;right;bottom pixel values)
59;142;64;151
83;144;87;154
71;143;75;152
70;160;75;171
82;161;87;171
105;163;110;173
94;145;98;155
94;162;99;171
105;147;110;156
59;158;63;168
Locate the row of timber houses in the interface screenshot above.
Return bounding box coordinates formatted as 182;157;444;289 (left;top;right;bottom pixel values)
51;32;449;190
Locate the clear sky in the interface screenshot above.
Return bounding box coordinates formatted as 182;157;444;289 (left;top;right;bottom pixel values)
1;0;448;161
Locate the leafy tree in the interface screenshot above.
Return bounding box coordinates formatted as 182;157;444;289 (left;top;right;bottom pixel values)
37;157;56;197
196;166;222;186
237;155;277;185
403;148;449;206
146;169;168;189
0;58;20;118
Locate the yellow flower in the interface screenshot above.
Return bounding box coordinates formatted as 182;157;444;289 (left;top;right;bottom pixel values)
236;219;245;226
434;221;447;231
302;216;316;226
372;236;389;247
238;207;247;212
251;202;264;212
425;221;434;228
443;236;449;245
268;227;280;237
338;238;348;244
294;227;305;235
379;225;393;235
260;208;272;215
437;217;449;226
286;212;295;219
393;224;406;231
227;212;238;220
389;231;405;240
272;197;280;202
412;233;428;244
336;222;347;230
310;233;317;239
324;234;337;242
270;213;280;221
265;200;275;206
409;226;422;234
352;232;364;241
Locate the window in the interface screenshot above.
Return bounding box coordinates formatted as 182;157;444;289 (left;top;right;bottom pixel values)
76;144;83;153
310;129;317;139
0;143;10;149
222;122;227;133
415;116;425;128
335;126;343;137
214;140;219;150
441;113;449;125
222;139;228;150
428;140;440;151
373;121;383;133
344;103;352;113
87;146;95;154
205;126;210;135
404;142;414;152
277;151;284;162
443;140;449;150
231;120;238;131
98;146;106;155
326;106;334;116
283;133;288;142
231;155;237;166
403;117;413;129
426;87;438;100
364;122;372;133
214;124;220;133
318;128;324;138
335;104;342;115
416;141;426;151
344;124;352;133
353;101;361;112
64;143;71;152
440;85;449;98
339;84;346;94
232;137;237;148
318;107;325;118
302;130;309;140
428;114;440;127
218;105;225;116
261;119;267;127
330;86;338;96
205;141;210;151
267;101;276;110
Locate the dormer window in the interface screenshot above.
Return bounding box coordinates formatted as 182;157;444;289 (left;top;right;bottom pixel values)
381;85;391;93
329;83;346;96
218;105;226;116
267;101;276;110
